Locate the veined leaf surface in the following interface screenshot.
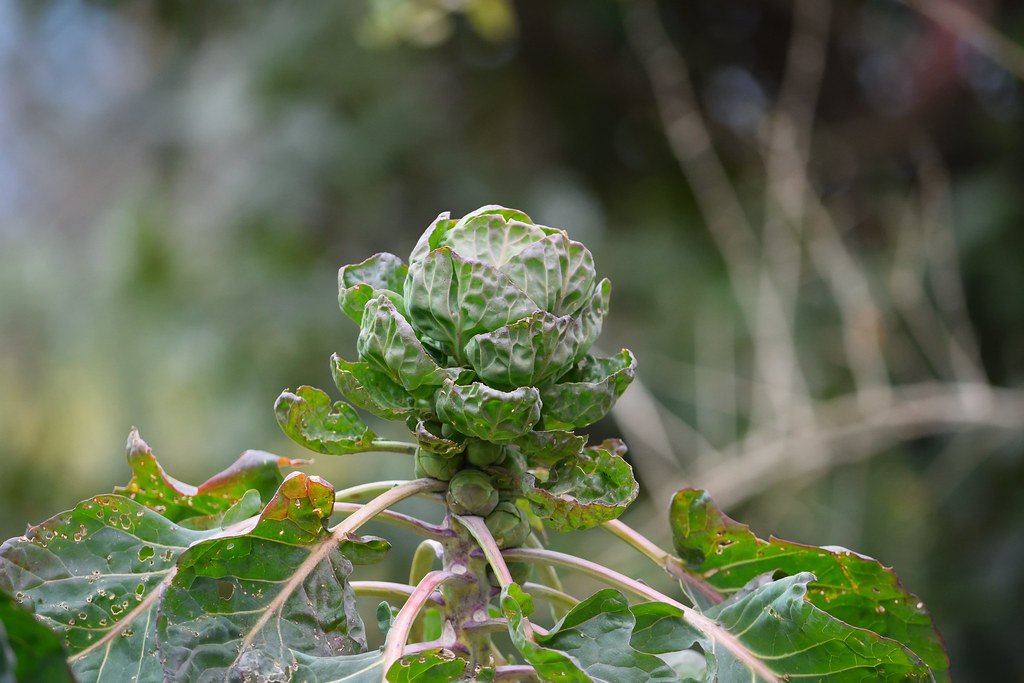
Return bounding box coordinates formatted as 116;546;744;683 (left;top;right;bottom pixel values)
541;349;637;430
337;252;408;324
669;488;949;678
330;354;424;421
464;311;584;390
439;212;547;267
435;379;541;442
357;295;446;391
500;232;596;318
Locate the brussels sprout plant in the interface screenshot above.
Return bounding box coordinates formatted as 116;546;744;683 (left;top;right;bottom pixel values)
0;207;948;682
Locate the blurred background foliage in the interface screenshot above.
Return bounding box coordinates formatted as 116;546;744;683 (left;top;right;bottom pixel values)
1;0;1023;679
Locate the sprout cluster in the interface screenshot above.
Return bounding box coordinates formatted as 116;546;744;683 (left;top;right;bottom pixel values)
331;206;637;544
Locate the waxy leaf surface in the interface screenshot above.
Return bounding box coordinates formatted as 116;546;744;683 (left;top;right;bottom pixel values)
0;494;216;682
413;420;466;457
541;349;637;430
500;231;596;318
706;573;933;682
439;212;547;267
158;472;370;682
275;385;377;455
501;585;679;683
670;489;949;678
435;379;541;442
337;252;408;324
292;649;387;682
386;648;469;682
357;296;446;392
404;248;537;363
114;429;298;528
331;355;424;421
523;440;637;531
510;428;587;467
464;311;584;390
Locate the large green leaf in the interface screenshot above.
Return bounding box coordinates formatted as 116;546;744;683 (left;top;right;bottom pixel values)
275;385;377;455
338;252;408;324
575;278;611;357
669;489;949;678
408;211;457;267
0;494;217;682
541;349;637;430
331;354;425;421
357;295;447;391
501;584;679;683
292;649;387;682
707;573;933;681
522;439;638;531
157;472;372;681
439;212;547;267
113;429;299;528
386;648;470;682
435;379;541;442
0;589;75;683
464;311;584;390
404;248;537;363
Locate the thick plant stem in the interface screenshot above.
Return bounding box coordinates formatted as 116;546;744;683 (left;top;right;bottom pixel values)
601;519;723;604
333;503;451;540
334;479;440;503
381;570;464;674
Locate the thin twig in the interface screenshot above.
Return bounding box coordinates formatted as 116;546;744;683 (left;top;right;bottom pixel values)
333;502;451;540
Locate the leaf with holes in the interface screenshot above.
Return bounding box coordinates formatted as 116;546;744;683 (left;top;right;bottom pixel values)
669;489;949;679
275;385;377;455
113;429;301;528
0;588;75;683
157;472;377;681
523;439;638;531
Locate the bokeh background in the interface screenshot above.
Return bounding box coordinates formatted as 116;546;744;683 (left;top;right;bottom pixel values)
1;0;1023;679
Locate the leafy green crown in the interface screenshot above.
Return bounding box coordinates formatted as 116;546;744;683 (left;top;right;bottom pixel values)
274;205;639;533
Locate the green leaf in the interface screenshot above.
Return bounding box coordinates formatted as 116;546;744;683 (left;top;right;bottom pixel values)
338;252;408;324
439;212;548;267
501;584;680;683
435;379;541;442
376;602;395;638
408;211;458;267
275;385;377;455
464;311;584;390
510;429;587;467
413;420;466;457
292;649;387;682
331;354;426;421
113;429;299;528
386;648;468;682
669;489;949;678
575;278;611;356
404;248;537;363
158;472;370;681
500;231;597;317
0;494;217;682
628;602;705;656
541;349;637;430
357;295;448;391
523;439;638;531
707;573;933;681
0;589;75;683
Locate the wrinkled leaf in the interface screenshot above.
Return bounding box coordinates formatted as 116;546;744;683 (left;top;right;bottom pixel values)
501;231;597;318
114;429;299;528
501;585;679;683
0;494;216;682
707;573;933;681
404;248;537;363
575;278;611;357
413;420;466;457
158;473;369;681
670;489;949;677
541;349;637;430
510;429;587;467
357;296;447;391
0;589;75;683
435;379;541;442
386;648;468;682
275;386;377;455
331;354;425;421
464;311;584;390
523;439;638;531
439;212;547;267
338;252;408;324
